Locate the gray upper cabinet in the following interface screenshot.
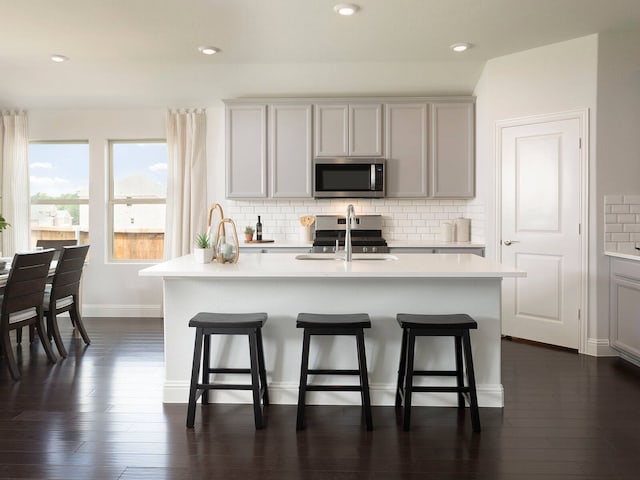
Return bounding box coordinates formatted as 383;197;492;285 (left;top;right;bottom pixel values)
429;102;475;198
226;104;267;198
225;96;475;200
385;103;428;198
315;103;383;157
269;103;313;198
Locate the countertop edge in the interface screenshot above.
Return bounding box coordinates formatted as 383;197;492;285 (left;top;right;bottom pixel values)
605;251;640;262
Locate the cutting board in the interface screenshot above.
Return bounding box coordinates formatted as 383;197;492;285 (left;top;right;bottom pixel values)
245;239;275;243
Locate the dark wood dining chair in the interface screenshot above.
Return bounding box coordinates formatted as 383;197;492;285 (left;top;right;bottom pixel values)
0;249;58;380
43;244;90;357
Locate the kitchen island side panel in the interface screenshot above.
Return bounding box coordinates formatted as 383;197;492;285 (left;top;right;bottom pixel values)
162;276;503;407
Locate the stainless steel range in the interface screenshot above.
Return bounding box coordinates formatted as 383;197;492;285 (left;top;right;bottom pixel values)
312;214;389;253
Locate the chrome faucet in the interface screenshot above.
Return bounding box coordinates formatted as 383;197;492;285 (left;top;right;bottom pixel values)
345;204;356;262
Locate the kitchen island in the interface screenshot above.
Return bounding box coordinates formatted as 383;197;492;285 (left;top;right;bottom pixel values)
139;253;524;407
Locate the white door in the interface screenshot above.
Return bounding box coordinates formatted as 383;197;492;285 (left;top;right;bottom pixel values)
501;116;583;349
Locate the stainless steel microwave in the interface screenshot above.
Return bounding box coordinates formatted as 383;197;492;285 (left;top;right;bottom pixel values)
313;158;385;198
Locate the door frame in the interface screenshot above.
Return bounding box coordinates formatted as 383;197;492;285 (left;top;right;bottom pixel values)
495;109;590;354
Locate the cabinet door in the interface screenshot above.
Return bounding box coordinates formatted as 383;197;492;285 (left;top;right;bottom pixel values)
226;104;267;198
269;104;313;198
385;103;428;197
610;259;640;363
314;104;349;157
433;247;485;256
430;102;475;198
349;104;383;156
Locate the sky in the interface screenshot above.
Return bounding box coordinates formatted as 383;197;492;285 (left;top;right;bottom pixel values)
29;141;167;198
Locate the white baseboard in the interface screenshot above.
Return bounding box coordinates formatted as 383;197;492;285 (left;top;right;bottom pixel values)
82;304;162;318
163;381;504;408
584;337;618;357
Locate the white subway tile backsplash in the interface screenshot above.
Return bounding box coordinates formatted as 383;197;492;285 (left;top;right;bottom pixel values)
611;233;630;242
225;198;486;243
605;195;624;204
618;214;636;223
611;204;630;214
605;194;640;253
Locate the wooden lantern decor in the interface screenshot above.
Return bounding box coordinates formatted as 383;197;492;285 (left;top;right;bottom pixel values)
214;217;240;264
207;203;226;259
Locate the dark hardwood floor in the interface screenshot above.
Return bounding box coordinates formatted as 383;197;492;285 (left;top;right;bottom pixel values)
1;317;640;479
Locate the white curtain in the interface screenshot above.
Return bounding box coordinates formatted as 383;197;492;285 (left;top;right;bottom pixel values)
0;111;30;256
165;109;207;259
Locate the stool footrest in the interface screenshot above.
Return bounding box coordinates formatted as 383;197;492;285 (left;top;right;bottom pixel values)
411;386;471;393
205;367;251;374
308;369;360;375
413;370;459;376
197;383;254;391
305;385;362;392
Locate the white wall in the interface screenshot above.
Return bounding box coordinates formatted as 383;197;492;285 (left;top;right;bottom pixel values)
28;108;166;317
595;30;640;339
473;35;600;349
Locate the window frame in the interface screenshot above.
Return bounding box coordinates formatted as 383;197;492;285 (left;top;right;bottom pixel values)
28;140;90;247
107;139;167;263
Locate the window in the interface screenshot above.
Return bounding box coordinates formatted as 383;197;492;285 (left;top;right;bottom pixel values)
29;142;89;248
109;140;167;261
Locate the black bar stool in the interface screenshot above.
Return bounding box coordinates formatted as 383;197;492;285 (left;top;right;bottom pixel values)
395;313;480;432
296;313;373;431
186;312;269;429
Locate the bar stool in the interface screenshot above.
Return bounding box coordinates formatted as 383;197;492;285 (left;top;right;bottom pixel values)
296;313;373;431
395;313;480;432
186;312;269;429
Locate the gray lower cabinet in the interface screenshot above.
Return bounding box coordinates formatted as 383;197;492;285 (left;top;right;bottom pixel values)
390;247;485;256
609;257;640;365
239;247;311;254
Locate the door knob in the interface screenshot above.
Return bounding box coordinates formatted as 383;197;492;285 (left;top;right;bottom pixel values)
503;240;520;246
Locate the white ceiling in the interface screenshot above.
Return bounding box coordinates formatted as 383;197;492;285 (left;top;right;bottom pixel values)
2;0;640;109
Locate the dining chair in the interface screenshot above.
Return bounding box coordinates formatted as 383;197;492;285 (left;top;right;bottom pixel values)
43;244;90;357
0;249;58;380
35;239;78;261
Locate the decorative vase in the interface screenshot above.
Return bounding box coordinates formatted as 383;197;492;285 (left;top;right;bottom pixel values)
194;247;213;264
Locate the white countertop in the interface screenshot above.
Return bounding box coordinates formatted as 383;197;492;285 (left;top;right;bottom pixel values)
605;250;640;262
139;252;523;279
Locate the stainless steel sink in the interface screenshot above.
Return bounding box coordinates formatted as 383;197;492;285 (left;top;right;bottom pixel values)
295;253;398;261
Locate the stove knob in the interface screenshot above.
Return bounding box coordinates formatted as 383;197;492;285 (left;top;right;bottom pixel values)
362;246;368;253
322;246;328;253
372;247;377;253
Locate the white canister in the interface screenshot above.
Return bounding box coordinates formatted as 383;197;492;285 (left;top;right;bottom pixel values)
455;217;471;243
440;223;455;242
300;226;313;242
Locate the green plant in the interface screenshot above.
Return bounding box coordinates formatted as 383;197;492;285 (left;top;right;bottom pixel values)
195;232;210;249
244;225;255;235
0;214;10;231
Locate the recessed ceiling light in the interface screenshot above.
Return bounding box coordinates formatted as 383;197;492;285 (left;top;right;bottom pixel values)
50;54;69;63
334;3;360;16
198;46;220;55
450;43;471;53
